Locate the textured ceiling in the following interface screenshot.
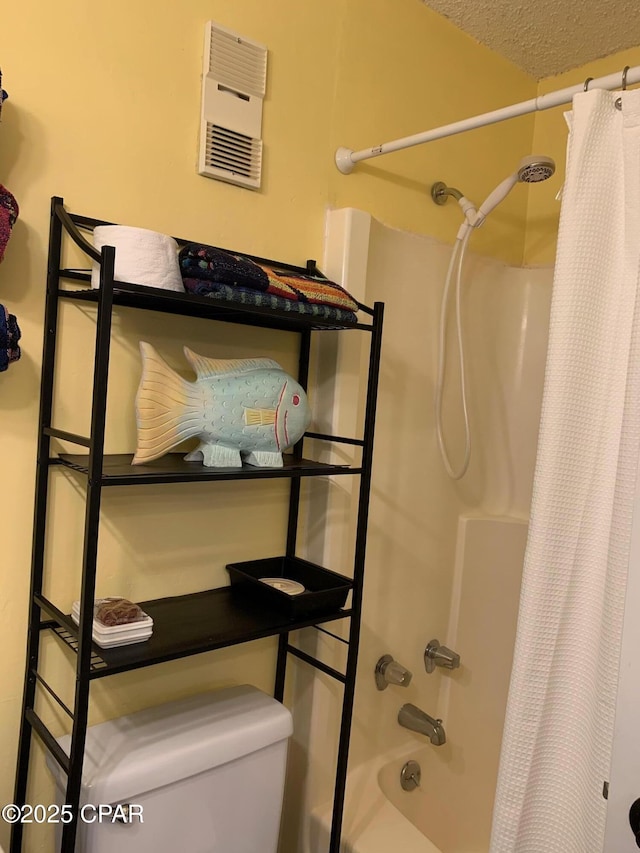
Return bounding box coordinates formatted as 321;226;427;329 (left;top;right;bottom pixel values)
422;0;640;79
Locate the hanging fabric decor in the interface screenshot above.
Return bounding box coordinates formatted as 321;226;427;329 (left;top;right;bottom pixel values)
0;75;22;371
0;304;21;371
490;87;640;853
0;185;18;263
0;67;7;118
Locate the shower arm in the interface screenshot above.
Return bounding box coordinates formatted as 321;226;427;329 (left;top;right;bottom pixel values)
431;182;477;223
335;65;640;174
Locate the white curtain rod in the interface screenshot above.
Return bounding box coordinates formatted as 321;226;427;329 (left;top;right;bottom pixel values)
335;64;640;174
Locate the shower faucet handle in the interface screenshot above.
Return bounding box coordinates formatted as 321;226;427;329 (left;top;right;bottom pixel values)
424;639;460;674
375;655;413;690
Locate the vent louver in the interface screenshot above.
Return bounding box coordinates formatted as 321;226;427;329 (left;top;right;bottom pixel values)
204;123;262;183
199;23;267;190
208;28;267;99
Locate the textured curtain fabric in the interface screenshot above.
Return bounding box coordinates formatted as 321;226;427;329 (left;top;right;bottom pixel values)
490;88;640;853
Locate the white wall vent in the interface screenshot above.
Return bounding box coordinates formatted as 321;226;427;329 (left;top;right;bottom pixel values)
198;22;267;190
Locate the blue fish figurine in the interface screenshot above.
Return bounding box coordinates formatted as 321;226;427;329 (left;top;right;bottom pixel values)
133;342;311;468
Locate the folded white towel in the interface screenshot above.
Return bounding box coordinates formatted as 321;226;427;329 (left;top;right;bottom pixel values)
91;225;184;292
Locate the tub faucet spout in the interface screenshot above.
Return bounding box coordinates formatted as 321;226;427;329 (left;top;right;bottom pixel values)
398;703;446;746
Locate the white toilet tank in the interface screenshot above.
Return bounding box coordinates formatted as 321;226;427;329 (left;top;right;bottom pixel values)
47;684;293;853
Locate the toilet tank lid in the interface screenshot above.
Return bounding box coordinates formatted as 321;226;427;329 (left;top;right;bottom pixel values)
48;685;293;805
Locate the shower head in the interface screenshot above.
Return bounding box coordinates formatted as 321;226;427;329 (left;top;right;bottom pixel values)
473;154;556;227
517;155;556;183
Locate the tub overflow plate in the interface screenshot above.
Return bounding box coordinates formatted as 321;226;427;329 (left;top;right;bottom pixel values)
400;760;421;791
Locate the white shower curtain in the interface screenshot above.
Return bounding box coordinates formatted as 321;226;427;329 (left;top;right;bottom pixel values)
490;88;640;853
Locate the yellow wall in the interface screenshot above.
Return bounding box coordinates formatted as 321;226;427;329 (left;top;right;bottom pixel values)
525;45;640;265
0;2;539;850
327;0;537;263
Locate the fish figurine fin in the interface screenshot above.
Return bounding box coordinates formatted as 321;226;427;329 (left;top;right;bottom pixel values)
183;347;282;380
184;442;242;468
133;342;202;465
243;449;284;468
244;407;277;426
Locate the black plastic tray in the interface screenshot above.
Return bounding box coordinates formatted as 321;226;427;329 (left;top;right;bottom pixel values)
226;556;352;619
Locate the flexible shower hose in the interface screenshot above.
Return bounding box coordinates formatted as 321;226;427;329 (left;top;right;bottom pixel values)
434;226;473;480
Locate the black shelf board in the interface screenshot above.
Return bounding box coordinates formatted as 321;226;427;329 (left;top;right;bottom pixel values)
56;452;360;485
48;587;352;679
57;276;373;333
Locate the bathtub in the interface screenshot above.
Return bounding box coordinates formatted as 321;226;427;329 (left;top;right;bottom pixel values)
310;743;493;853
309;514;524;852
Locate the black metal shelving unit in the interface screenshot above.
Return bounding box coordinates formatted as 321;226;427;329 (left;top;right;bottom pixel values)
11;197;383;853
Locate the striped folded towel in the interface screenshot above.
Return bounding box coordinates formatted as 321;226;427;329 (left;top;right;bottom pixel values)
182;278;358;325
179;243;359;313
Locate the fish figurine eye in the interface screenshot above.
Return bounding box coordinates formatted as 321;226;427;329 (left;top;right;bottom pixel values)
292;394;300;406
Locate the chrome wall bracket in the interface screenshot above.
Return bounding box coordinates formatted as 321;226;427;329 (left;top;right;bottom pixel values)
431;181;463;205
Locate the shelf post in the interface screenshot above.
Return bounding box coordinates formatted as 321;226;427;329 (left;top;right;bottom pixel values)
329;302;384;853
11;197;65;853
276;328;312;701
274;634;289;702
60;244;115;853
